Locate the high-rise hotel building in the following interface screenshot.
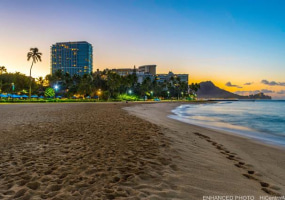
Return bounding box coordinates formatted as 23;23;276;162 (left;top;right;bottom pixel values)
51;41;93;76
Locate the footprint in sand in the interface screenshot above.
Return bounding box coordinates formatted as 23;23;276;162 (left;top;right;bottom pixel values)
234;163;246;168
262;188;281;196
243;174;259;181
226;155;238;161
194;131;283;197
26;181;41;190
193;132;211;140
270;185;281;191
260;182;270;187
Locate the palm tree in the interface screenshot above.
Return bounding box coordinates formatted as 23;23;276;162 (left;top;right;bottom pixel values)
78;74;94;97
27;48;42;99
0;66;7;75
106;71;121;99
189;83;200;97
36;76;44;93
36;76;44;85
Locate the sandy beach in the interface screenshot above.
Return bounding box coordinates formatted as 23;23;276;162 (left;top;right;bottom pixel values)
0;103;174;200
125;102;285;198
0;102;284;199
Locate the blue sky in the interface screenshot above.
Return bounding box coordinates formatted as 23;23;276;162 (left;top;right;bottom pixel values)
0;0;284;98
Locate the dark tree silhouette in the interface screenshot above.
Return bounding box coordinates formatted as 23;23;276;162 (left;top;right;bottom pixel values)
0;66;7;75
27;48;42;99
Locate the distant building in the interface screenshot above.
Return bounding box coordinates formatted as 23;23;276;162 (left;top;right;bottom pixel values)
110;65;188;85
51;41;93;76
156;71;188;84
137;73;155;84
110;66;155;84
138;65;156;75
111;67;135;76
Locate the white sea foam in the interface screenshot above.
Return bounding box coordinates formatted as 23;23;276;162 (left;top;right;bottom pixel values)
170;100;285;147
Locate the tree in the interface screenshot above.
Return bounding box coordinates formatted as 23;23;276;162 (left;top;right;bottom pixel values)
0;66;7;75
77;74;94;97
27;48;42;99
106;71;121;99
189;83;200;94
36;76;45;95
0;66;7;92
140;77;152;97
189;83;200;99
0;72;32;93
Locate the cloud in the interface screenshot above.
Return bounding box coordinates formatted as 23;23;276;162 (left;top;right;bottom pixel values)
225;82;242;88
261;80;285;86
277;90;285;94
244;82;253;85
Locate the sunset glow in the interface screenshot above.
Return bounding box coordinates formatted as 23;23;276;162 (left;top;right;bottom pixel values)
0;0;284;98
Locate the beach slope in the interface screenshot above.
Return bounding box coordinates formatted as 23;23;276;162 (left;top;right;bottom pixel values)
125;102;285;198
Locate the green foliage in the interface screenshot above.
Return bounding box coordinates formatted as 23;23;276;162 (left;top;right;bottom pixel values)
45;87;55;97
77;74;94;96
1;67;200;102
117;94;139;101
189;83;200;94
0;72;36;93
106;72;121;98
101;91;110;101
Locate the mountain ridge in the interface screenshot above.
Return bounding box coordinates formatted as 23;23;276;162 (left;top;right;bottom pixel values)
196;81;271;99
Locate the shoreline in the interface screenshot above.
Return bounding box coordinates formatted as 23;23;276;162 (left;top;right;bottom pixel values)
169;102;285;149
124;102;285;197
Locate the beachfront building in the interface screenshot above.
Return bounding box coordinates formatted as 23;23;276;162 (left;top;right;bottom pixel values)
138;65;156;75
111;65;157;84
111;67;135;76
156;71;188;84
110;65;188;84
51;41;93;76
111;65;156;76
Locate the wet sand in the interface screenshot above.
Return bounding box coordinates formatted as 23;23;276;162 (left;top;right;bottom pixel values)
0;102;284;199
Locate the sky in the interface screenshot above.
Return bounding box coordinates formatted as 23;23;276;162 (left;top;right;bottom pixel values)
0;0;284;98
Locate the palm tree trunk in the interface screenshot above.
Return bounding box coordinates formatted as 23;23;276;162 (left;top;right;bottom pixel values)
29;61;34;99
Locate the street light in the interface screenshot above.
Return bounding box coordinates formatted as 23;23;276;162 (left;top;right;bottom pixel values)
54;85;59;99
167;91;170;99
97;89;101;101
54;85;59;92
128;89;132;95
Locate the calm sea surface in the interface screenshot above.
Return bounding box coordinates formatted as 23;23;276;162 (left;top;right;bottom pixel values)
169;100;285;147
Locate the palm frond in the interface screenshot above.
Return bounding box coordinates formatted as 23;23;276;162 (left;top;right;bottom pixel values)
36;54;42;61
27;47;42;63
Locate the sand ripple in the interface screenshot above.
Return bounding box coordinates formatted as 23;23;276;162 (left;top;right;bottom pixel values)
0;103;176;199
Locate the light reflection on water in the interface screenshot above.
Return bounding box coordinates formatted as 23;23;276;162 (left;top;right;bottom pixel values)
170;101;285;147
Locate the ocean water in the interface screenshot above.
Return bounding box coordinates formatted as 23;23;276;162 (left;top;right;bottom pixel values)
169;100;285;147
